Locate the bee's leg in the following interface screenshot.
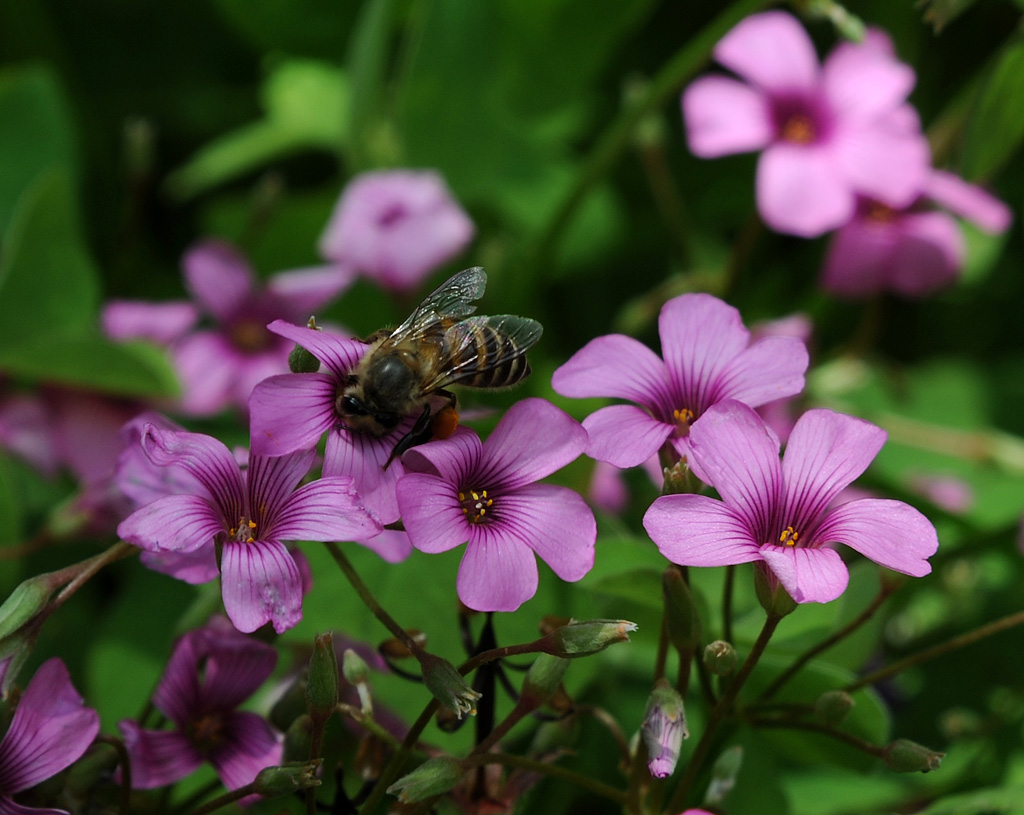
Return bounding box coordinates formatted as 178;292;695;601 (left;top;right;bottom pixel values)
384;405;434;469
430;389;460;440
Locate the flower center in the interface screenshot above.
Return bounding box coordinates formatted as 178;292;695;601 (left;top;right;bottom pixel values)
866;201;897;223
672;408;695;437
187;712;225;755
230;517;257;543
230;318;271;353
778;525;800;547
781;113;816;144
377;203;407;228
459;489;493;524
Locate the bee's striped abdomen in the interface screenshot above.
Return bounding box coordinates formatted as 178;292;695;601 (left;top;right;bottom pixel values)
454;323;532;388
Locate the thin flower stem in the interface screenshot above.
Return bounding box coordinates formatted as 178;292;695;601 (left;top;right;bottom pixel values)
41;542;136;621
337;703;403;750
528;0;771;272
576;703;633;768
844;607;1024;694
465;752;629;806
722;564;735;645
188;782;257;815
95;735;131;815
759;584;892;700
750;718;886;758
172;779;222;815
358;700;439;815
666;612;783;813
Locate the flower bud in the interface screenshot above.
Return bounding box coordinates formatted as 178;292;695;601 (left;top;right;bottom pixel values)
705;744;743;805
753;562;797;618
419;653;481;719
0;571;65;640
663;567;701;657
703;640;737;676
661;460;697;495
387;756;463;803
882;739;944;773
521;654;570;708
642;678;688;779
306;633;339;726
539;619;637;658
343;648;373;713
380;629;427;660
814;690;855;727
282;714;313;763
289;343;321;374
254;760;323;797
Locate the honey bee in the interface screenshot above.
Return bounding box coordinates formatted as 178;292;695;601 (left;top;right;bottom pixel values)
338;267;543;465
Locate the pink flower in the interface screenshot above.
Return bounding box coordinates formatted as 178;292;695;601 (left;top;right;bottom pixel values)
396;398;596;612
0;659;100;814
644;401;939;603
820;170;1012;298
103;240;351;416
551;293;808;471
118;619;281;794
117;424;380;633
682;13;930;237
319;170;475;293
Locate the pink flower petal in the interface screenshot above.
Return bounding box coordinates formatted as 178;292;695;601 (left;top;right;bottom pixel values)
682;76;773;158
758;543;849;603
248;449;317;523
183;240;254;321
815;498;938;577
582;405;673;468
822;38;915;121
889;211;963;296
171;331;240;416
249;373;338;457
551;334;671;406
355;529;414;563
713;11;820;93
324;425;406;525
830;123;930;208
140;548;220;585
267;320;368;381
142;425;245;510
102;300;198;344
401;427;482;482
458;525;539;612
482;399;587;490
211;711;282;793
117;722;201;789
118;494;225;554
220;540;303;634
925;170;1012;233
782;409;886;532
274;476;381;541
396;472;469;554
757;143;855;237
820;215;899;297
716;336;808;408
497;484;596;581
644;494;761;566
266;264;355;317
227;347;291;414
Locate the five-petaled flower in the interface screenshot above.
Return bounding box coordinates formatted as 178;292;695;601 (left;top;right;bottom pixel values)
0;659;100;815
644;401;939;603
551;293;808;473
396;398;596;612
682;13;930;237
117;424;380;633
118;618;282;795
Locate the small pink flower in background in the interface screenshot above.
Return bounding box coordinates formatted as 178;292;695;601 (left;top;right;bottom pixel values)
118;618;281;795
551;293;808;472
682;12;930;237
589;460;630;514
0;391;59;477
907;472;973;515
752;313;813;443
117;424;380;633
396;398;596;612
644;401;939;603
319;170;475;293
0;659;100;814
104;239;351;416
820;170;1012;298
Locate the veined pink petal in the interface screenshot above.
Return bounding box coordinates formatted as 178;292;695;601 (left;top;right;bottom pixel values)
820;215;899;297
759;544;849;603
716;336;808;408
220;540;303;634
267;320;368;381
683;76;773;158
401;427;482;482
713;11;820;93
757;143;855;237
118;494;224;554
890;211;963;296
183;240;254;321
458;525;539;612
0;660;99;794
830;124;930;208
140;548;220;584
582;405;673;468
247;449;317;528
782;409;886;532
659;294;750;411
925;170;1012;233
211;711;282;793
815;498;938;577
117;722;201;789
266;264;355;317
498;484;596;581
151;633;203;726
324;425;405;525
172;331;239;416
551;334;671;406
822;38;915;121
199;640;278;720
396;472;468;554
102;300;198;343
249;373;338;457
355;529;414;563
644;494;761;566
142;425;244;512
482;399;587;490
274;476;381;541
687;402;783;536
0;797;71;815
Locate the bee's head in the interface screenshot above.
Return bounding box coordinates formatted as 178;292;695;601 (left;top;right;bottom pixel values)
337;390;400;433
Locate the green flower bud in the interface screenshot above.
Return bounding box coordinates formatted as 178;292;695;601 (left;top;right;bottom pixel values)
705;744;744;805
282;714;313;763
663;567;701;657
289;343;321;373
883;739;944;773
521;654;570;708
254;760;322;797
420;653;481;719
0;571;66;640
814;690;855;727
342;648;373;713
539;619;637;658
703;640;737;677
306;633;339;726
753;562;797;618
387;756;463;803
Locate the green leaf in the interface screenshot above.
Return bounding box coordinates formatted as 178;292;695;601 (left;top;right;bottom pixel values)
0;66;76;237
0;170;99;345
0;455;22;554
962;35;1024;180
914;785;1024;815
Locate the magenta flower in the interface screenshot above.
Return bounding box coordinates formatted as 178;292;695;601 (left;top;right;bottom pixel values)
644;401;939;603
396;398;596;612
0;659;99;814
103;239;351;416
820;170;1012;298
682;13;930;237
0;391;58;477
249;320;416;527
319;170;475;293
118;618;281;794
117;424;380;633
551;293;808;471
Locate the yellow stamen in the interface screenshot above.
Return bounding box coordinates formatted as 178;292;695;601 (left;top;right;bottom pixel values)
779;526;800;546
781;114;815;144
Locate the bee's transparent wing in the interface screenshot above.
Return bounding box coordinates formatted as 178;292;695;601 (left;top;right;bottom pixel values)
423;314;543;392
383;268;488;348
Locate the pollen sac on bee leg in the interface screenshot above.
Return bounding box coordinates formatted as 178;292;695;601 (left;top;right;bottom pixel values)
431;405;460;440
